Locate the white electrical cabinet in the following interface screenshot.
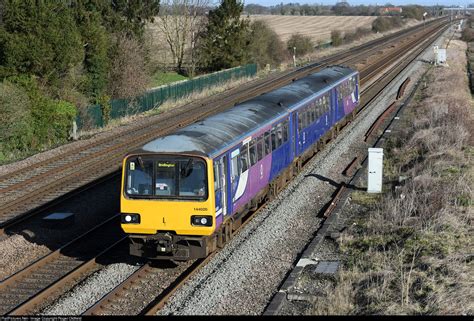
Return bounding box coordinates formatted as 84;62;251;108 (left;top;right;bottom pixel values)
367;148;384;193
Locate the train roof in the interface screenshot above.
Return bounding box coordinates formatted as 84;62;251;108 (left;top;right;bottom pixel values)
133;65;357;158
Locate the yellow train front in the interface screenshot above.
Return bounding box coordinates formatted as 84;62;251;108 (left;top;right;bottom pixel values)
120;150;216;261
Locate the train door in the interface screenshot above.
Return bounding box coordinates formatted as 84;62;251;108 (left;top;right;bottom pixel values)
230;144;249;204
214;156;229;217
337;83;343;121
220;156;228;216
292;112;299;156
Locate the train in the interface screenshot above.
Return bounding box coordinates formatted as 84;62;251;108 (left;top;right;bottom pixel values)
120;65;359;260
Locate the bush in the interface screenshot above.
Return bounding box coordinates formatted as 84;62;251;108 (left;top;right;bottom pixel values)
462;28;474;42
107;34;150;100
248;20;288;68
344;27;372;44
331;30;343;47
372;16;404;33
0;81;34;160
5;76;77;153
287;33;314;56
51;100;77;140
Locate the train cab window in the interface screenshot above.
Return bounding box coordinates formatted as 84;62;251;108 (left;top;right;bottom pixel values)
178;160;206;197
264;131;271;155
126;156;207;200
257;136;264;160
126;158;154;196
241;145;249;172
249;140;257;166
155;161;177;196
298;113;303;131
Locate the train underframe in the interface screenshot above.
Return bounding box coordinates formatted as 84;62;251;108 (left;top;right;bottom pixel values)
129;110;356;261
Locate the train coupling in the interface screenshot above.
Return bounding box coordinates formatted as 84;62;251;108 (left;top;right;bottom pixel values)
128;232;213;261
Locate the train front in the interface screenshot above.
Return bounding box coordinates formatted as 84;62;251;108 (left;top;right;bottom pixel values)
120;152;215;261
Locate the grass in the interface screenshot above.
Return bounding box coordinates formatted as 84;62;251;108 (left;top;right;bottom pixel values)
150;71;188;88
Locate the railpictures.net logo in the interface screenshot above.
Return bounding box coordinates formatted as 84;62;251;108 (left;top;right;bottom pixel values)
1;317;82;321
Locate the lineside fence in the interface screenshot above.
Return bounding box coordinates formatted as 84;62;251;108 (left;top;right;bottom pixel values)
76;64;257;130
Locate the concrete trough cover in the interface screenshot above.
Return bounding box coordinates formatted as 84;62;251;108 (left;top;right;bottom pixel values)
42;212;75;228
314;261;339;275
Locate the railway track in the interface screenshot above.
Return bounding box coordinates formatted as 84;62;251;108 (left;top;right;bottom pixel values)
0;17;449;234
0;215;126;315
75;22;451;316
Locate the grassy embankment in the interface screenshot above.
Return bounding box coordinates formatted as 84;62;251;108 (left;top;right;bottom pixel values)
312;39;473;315
150;71;188;88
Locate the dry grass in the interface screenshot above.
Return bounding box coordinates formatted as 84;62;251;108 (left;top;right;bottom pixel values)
311;38;474;315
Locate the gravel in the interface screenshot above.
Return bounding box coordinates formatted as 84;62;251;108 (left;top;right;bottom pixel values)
41;263;140;315
0;234;50;281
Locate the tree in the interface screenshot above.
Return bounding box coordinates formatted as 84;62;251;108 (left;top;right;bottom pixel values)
0;1;83;84
157;0;209;76
100;0;161;39
75;8;111;101
197;0;250;71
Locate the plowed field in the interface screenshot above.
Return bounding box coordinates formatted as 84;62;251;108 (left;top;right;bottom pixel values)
248;15;377;43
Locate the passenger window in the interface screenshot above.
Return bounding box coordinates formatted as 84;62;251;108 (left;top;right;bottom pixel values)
264;132;271;155
276;124;283;146
271;128;277;151
249;141;257;166
241;145;249;172
214;163;220;191
298;113;303;131
231;155;240;179
283;121;288;142
257;136;264;160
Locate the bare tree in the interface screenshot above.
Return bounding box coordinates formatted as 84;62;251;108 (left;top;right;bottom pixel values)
107;34;150;100
156;0;209;76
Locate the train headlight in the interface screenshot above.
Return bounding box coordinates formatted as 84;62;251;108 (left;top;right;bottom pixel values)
121;213;140;224
191;215;212;227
